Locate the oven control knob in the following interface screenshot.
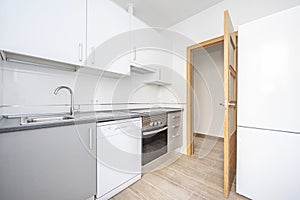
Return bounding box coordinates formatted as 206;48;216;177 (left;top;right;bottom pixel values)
159;121;162;125
154;122;158;126
150;122;154;126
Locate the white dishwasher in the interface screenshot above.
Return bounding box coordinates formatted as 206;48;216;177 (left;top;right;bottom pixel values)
96;118;142;200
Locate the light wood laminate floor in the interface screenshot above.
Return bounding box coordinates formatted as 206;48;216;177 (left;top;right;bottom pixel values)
112;136;248;200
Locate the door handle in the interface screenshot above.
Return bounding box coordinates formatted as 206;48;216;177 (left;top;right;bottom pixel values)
219;102;236;107
143;126;168;136
172;133;180;138
228;102;236;106
133;46;136;60
172;125;180;129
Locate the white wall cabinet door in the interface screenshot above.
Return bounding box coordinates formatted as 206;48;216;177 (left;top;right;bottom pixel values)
86;0;131;75
131;24;172;69
0;0;86;66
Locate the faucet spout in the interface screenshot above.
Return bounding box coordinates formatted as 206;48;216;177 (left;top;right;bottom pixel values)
54;86;75;116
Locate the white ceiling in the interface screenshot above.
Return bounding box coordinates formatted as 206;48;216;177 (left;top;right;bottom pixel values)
110;0;224;28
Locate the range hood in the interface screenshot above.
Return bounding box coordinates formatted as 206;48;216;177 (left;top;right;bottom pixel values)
144;80;171;86
130;61;156;74
144;65;172;86
0;50;79;72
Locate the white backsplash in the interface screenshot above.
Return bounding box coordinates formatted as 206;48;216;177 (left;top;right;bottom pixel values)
0;60;168;115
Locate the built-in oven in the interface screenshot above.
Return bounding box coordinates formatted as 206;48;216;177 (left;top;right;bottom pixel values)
141;114;168;165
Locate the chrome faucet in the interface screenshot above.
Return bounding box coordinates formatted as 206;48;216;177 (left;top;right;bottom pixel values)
54;86;75;117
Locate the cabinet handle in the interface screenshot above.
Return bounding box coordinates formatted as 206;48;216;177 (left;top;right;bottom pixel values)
172;125;180;129
89;128;93;150
172;133;180;138
133;46;136;60
172;116;180;119
79;43;83;62
91;47;95;64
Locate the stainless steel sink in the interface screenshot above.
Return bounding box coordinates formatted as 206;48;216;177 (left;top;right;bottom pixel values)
24;115;74;123
20;115;75;125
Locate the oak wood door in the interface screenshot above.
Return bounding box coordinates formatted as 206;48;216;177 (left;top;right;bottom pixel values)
223;10;238;198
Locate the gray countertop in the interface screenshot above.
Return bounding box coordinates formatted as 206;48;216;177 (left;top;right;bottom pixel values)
0;107;183;133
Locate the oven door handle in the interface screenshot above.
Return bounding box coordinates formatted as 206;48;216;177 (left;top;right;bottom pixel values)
143;126;168;136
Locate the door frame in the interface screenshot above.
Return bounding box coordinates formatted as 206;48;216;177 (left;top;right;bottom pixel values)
186;35;224;156
185;32;237;155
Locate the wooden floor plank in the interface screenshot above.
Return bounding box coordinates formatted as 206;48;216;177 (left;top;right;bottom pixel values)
142;173;192;200
111;136;248;200
111;188;145;200
129;179;174;200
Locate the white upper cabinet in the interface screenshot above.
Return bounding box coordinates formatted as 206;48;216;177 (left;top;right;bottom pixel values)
0;0;86;66
131;25;172;68
131;27;172;85
86;0;131;75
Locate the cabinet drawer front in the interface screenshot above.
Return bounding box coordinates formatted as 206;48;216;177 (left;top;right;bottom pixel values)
168;126;182;138
168;136;182;151
168;119;182;127
168;112;182;122
168;127;183;152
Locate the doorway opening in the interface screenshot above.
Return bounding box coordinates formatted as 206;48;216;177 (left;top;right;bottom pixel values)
186;26;238;198
193;43;225;139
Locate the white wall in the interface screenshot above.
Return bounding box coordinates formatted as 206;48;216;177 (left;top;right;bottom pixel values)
170;0;300;43
165;0;300;154
193;44;224;137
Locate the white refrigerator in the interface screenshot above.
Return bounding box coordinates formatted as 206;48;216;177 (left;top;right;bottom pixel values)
237;5;300;200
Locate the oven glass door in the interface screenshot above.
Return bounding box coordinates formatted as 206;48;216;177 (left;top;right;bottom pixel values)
142;126;168;165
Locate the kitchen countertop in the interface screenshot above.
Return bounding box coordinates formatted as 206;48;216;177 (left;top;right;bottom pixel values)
0;107;183;133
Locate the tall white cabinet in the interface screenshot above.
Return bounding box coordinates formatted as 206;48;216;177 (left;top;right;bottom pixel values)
0;0;86;66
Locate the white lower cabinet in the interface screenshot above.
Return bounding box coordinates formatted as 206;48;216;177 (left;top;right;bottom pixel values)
0;123;96;200
96;118;142;200
168;111;183;152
